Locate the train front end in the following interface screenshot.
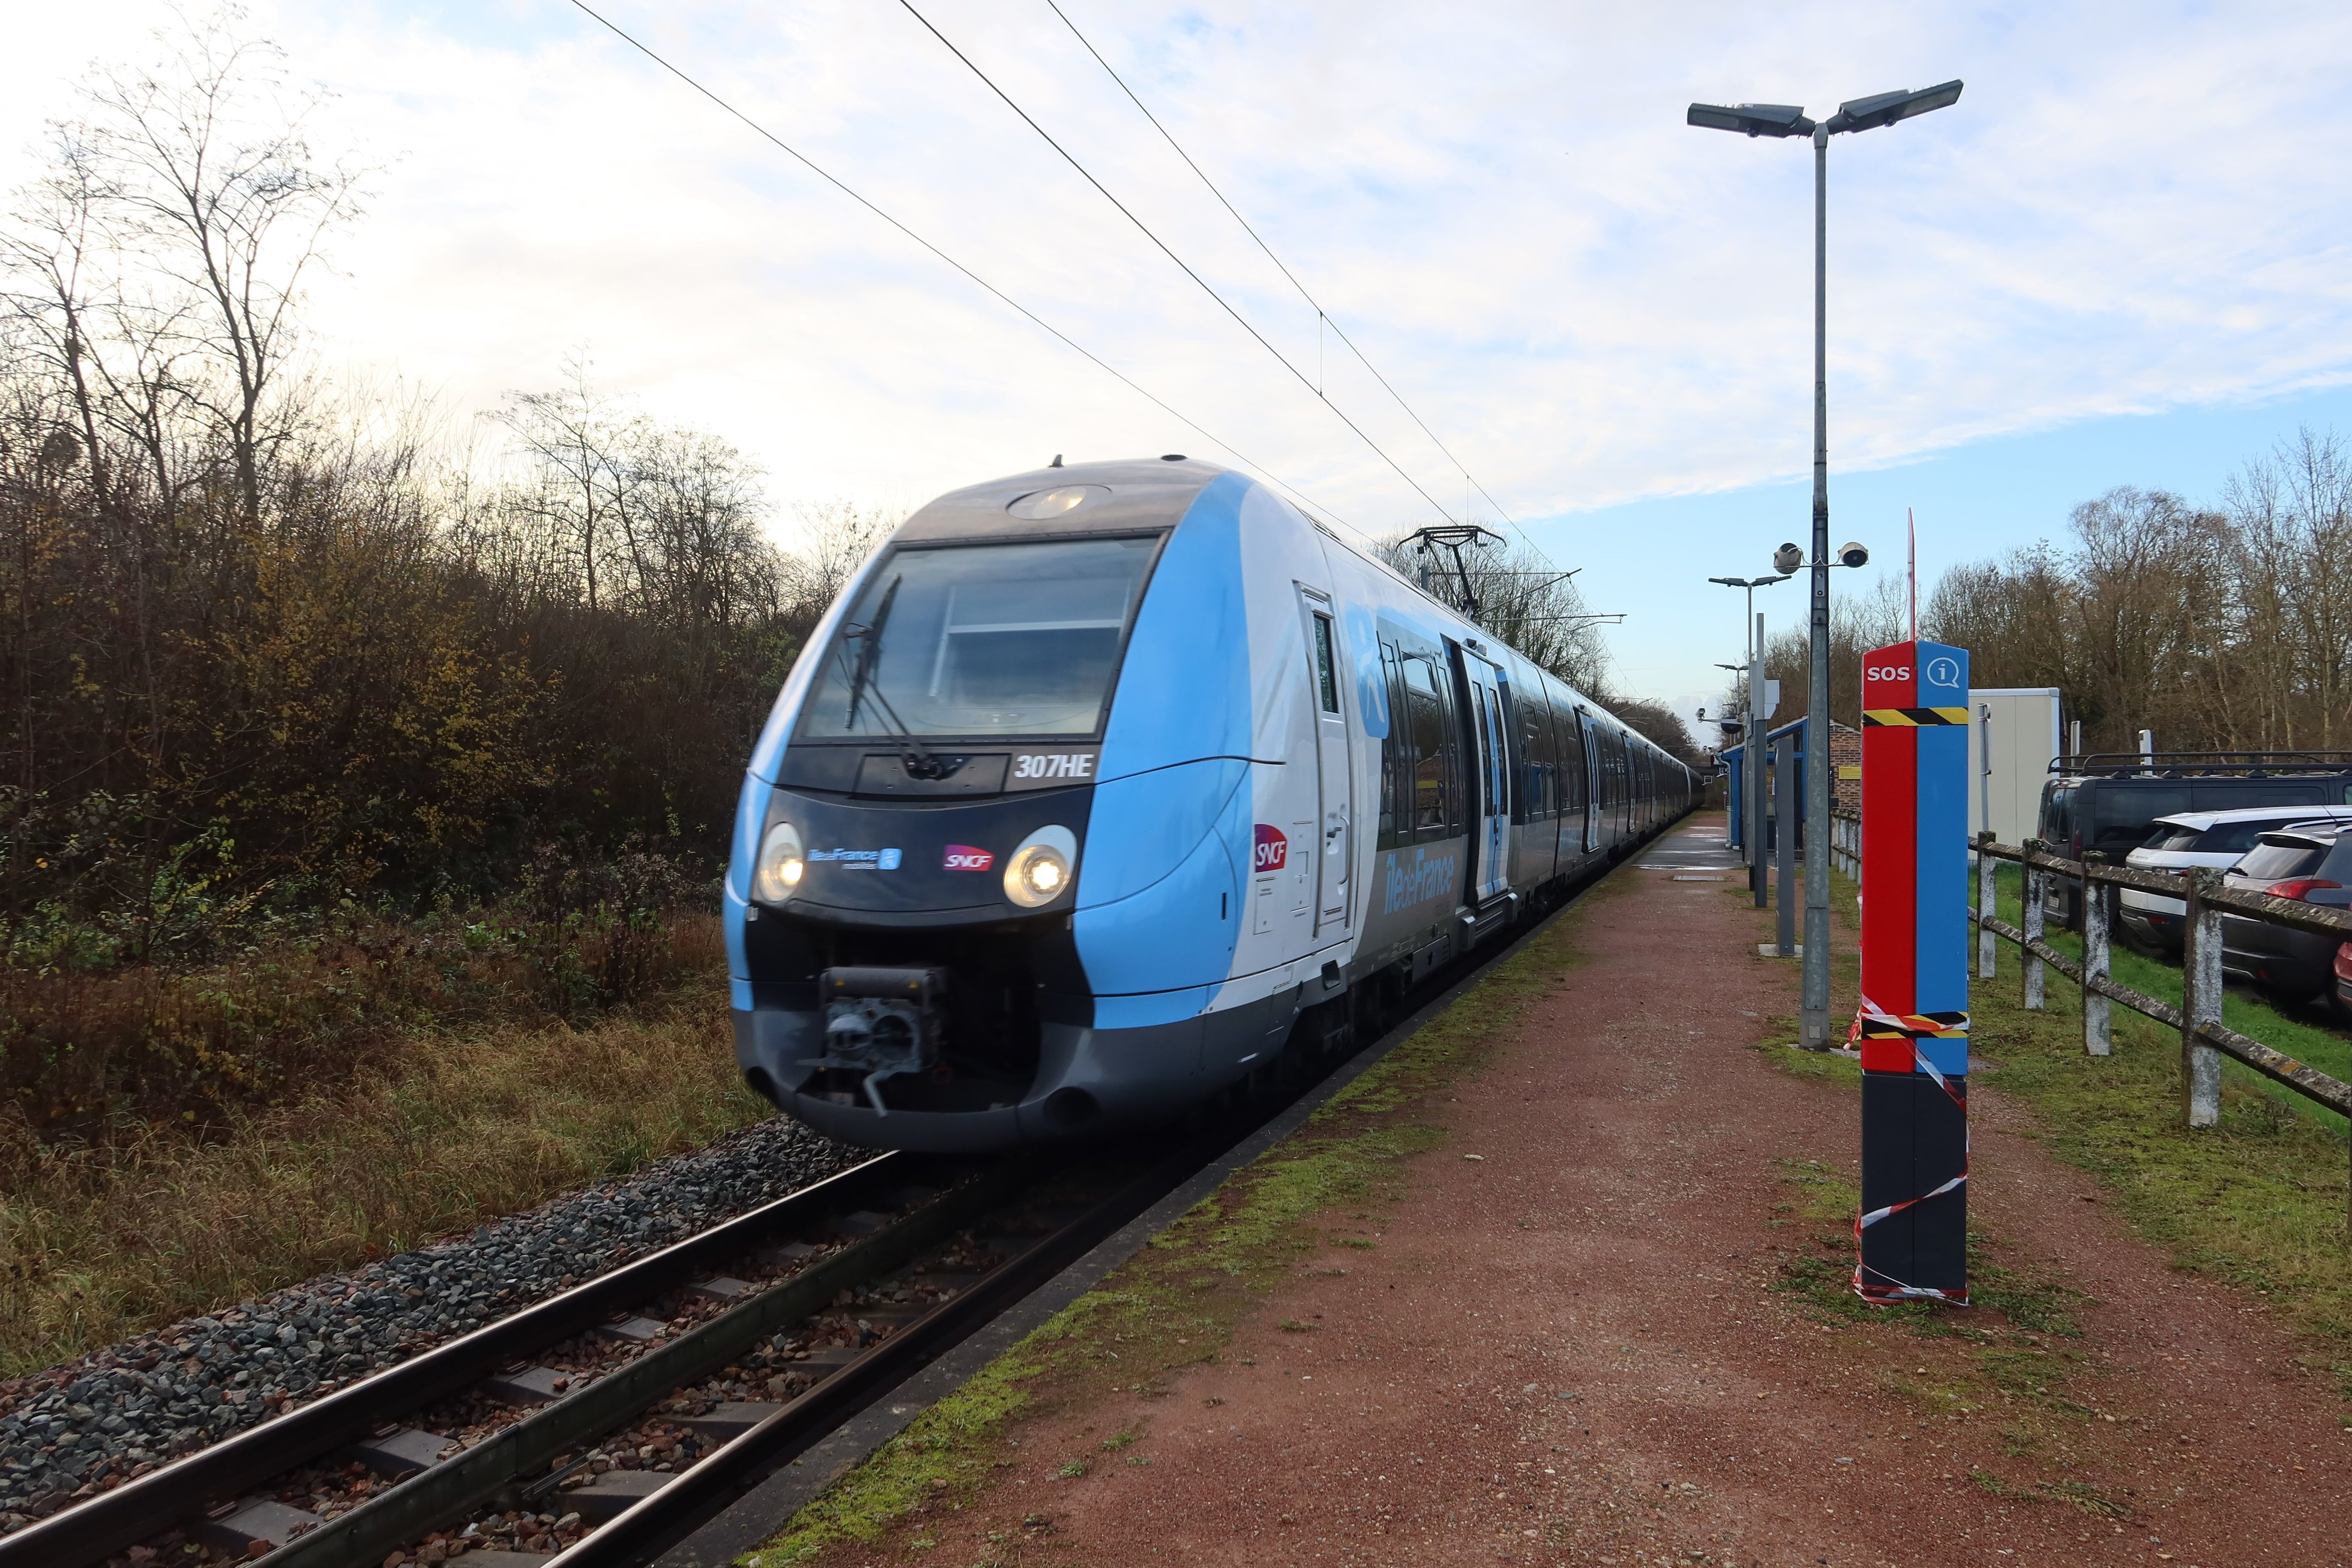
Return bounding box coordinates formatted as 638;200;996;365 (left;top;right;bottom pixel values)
726;459;1257;1152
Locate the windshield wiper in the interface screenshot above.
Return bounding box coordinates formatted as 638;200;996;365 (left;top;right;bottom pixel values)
842;576;898;731
837;578;951;779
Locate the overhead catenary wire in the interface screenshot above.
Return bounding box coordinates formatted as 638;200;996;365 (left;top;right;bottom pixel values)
892;0;1464;528
561;0;1356;536
1039;0;1556;564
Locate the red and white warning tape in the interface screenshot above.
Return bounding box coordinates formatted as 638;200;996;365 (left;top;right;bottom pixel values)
1849;995;1971;1305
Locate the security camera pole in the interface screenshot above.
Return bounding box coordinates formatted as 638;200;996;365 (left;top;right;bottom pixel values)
1687;79;1963;1049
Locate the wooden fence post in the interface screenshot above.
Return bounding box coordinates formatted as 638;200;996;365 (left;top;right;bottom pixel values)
1976;831;1997;980
2081;865;2112;1056
2022;841;2046;1011
2181;866;2224;1129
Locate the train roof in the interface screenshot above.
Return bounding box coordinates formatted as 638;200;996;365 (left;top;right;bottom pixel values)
887;457;1688;776
895;456;1222;545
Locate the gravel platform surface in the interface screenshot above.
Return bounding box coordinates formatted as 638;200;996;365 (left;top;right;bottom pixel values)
0;1114;859;1529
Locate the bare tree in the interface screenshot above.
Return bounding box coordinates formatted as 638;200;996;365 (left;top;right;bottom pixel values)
0;135;115;513
779;499;894;635
70;9;362;525
1375;532;1614;694
496;358;636;613
2220;430;2352;748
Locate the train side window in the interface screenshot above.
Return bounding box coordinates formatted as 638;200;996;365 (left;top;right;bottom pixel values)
1376;640;1406;849
1560;708;1589;819
1311;614;1340;714
1516;689;1553;822
1403;653;1453;837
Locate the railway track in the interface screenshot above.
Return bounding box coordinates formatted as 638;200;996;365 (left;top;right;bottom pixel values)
10;834;1661;1568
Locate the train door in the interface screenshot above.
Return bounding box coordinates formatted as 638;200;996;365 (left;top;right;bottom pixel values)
1577;708;1600;852
1457;646;1511;902
1298;591;1352;934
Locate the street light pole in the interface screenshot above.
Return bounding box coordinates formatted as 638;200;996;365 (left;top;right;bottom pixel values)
1687;78;1963;1050
1804;121;1833;1048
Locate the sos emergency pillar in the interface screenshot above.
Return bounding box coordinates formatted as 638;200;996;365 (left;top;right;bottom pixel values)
1855;639;1970;1305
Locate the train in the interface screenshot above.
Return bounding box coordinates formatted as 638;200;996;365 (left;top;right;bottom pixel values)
725;456;1698;1151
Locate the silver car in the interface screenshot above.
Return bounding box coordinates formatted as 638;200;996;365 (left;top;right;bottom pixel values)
2118;805;2352;954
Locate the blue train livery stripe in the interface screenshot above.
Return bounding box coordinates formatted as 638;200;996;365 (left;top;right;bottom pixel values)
1076;758;1248;908
1073;765;1246;999
1095;471;1252;782
1074;477;1257;1007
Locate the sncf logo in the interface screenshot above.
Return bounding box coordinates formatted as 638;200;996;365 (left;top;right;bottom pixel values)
1253;824;1288;873
943;844;994;871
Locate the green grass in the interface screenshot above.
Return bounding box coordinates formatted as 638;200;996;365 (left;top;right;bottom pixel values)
1984;861;2352;1133
740;881;1612;1566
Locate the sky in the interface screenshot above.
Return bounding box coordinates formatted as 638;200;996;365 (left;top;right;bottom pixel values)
8;0;2352;714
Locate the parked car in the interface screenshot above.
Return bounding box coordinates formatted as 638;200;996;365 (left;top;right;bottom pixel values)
2218;828;2352;1003
2336;941;2352;1017
2036;756;2352;930
2118;806;2352;954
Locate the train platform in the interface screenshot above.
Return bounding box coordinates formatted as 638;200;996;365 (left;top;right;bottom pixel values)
772;813;2352;1568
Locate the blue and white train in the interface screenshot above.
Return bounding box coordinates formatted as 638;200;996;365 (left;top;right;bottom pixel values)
726;457;1696;1151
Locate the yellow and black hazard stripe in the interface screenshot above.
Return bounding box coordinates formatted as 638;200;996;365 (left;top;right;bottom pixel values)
1862;706;1971;727
1856;1009;1970;1041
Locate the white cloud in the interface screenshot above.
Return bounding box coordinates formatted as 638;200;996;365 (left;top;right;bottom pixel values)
8;0;2352;686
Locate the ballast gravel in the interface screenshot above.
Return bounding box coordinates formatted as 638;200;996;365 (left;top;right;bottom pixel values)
0;1114;858;1530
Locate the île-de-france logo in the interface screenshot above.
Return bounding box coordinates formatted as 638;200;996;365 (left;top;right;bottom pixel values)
810;847;901;870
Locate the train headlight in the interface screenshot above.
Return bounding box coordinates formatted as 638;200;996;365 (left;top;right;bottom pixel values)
754;820;805;903
1003;825;1078;908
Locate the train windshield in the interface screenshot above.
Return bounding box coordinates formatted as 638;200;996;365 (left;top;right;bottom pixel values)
800;536;1158;740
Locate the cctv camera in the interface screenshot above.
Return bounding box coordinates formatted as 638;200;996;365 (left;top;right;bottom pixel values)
1772;542;1803;574
1838;541;1869;568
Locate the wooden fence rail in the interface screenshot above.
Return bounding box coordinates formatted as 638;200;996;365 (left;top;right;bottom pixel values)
1827;807;2352;1226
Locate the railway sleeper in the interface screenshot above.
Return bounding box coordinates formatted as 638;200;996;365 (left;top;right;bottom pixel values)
240;1161;1029;1568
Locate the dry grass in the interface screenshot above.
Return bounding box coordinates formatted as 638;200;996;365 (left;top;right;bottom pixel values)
1;899;723;1138
0;965;766;1378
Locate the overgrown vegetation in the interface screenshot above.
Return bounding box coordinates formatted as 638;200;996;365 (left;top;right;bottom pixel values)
1;851;719;1137
0;18;868;936
0;15;904;1156
745;885;1591;1564
0;966;767;1375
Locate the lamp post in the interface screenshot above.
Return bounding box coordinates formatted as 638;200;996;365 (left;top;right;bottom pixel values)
1688;79;1963;1050
1710;573;1789;906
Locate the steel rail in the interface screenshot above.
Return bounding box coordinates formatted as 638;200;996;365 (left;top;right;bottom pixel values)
544;1130;1228;1568
0;1153;918;1568
254;1161;1035;1568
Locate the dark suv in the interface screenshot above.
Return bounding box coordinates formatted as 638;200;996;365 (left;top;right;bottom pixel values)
2219;828;2352;1004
